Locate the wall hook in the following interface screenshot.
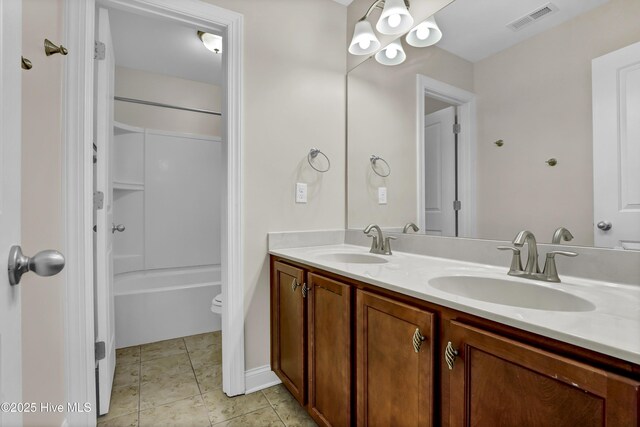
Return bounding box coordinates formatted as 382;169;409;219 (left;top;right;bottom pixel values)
546;158;558;167
21;56;33;70
44;38;68;56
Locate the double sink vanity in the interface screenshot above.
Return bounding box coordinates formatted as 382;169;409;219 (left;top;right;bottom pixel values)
269;0;640;424
269;229;640;426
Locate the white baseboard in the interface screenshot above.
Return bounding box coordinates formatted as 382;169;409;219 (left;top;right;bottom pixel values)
244;365;281;394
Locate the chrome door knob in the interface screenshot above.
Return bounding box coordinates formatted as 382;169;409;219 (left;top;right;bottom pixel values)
112;223;125;233
7;245;65;286
597;221;612;231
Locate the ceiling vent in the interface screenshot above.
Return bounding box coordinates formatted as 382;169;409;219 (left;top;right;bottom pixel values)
506;3;559;31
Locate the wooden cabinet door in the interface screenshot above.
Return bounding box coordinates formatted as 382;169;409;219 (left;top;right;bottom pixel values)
448;321;640;426
307;273;351;427
356;290;435;427
271;261;307;404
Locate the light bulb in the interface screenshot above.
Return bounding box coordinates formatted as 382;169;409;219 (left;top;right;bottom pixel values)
387;13;402;28
358;39;371;50
385;47;398;59
416;24;430;40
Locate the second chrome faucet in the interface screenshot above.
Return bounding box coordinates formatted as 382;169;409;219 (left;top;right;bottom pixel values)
498;228;577;283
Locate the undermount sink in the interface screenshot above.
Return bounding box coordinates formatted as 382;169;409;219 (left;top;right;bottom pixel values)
428;276;595;312
318;252;388;264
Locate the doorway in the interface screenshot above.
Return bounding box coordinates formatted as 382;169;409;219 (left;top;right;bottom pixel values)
416;74;477;238
63;1;244;425
92;7;227;414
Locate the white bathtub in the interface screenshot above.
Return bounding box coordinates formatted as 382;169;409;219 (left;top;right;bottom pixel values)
114;265;221;348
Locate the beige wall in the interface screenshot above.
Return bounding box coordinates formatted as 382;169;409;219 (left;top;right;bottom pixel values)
202;0;347;370
347;45;473;229
21;0;66;426
474;0;640;245
114;66;222;137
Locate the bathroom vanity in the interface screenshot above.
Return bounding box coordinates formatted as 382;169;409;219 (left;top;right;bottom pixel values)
269;245;640;426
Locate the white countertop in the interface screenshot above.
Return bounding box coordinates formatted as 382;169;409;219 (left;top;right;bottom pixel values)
269;244;640;365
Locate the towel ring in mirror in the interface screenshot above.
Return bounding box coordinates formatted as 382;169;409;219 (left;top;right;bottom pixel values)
370;155;390;177
308;148;331;173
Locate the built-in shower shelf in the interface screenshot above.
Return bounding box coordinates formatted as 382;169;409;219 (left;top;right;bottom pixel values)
113;181;144;191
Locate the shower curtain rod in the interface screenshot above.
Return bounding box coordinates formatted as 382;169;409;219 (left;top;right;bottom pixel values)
114;96;222;116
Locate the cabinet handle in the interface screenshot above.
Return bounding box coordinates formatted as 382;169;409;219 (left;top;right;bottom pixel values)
291;278;301;292
445;341;459;370
413;328;426;353
302;283;311;298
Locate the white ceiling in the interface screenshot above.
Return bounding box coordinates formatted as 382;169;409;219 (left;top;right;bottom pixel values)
108;8;223;85
434;0;609;62
333;0;354;5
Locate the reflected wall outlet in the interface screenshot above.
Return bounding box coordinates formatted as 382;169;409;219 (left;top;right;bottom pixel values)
378;187;387;204
296;183;308;203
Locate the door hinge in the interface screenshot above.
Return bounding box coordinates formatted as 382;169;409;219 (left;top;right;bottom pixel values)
94;191;104;210
453;123;461;134
95;341;106;361
453;200;462;211
94;41;106;60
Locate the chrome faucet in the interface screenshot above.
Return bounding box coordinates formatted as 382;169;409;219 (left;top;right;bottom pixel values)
363;224;396;255
513;230;540;274
402;222;419;233
552;227;574;244
498;230;577;283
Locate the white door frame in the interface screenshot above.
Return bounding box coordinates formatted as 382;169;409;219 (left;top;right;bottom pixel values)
416;74;477;238
62;1;244;424
0;1;22;425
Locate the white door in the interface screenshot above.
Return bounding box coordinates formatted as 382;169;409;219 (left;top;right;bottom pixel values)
0;1;23;425
424;106;456;236
593;41;640;250
95;7;116;415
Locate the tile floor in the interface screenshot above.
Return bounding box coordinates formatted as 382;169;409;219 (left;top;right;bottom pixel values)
98;332;317;426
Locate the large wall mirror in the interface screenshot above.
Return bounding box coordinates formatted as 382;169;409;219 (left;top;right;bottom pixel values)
347;0;640;249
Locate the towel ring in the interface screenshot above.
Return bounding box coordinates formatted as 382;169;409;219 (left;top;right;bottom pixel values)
370;155;390;177
308;148;331;173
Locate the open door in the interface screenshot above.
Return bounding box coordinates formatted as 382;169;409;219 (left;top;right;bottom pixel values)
424;106;457;236
0;2;23;425
593;41;640;250
95;7;116;415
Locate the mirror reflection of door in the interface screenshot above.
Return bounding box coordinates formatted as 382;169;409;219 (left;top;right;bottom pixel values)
593;40;640;250
424;103;457;236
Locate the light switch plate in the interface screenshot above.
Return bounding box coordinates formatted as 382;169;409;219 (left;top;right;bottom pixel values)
378;187;387;204
296;183;308;203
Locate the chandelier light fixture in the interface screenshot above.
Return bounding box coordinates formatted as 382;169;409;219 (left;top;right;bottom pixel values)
375;39;406;66
348;0;443;66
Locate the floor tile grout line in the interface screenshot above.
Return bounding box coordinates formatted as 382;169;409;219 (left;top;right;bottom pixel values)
185;338;205;397
264;390;288;426
137;349;141;427
209;404;276;426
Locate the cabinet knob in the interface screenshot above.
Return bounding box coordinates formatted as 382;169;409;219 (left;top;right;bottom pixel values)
291;278;301;292
302;283;311;298
413;328;425;353
445;341;459;370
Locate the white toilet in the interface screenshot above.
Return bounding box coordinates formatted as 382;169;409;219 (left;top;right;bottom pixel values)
211;293;223;315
